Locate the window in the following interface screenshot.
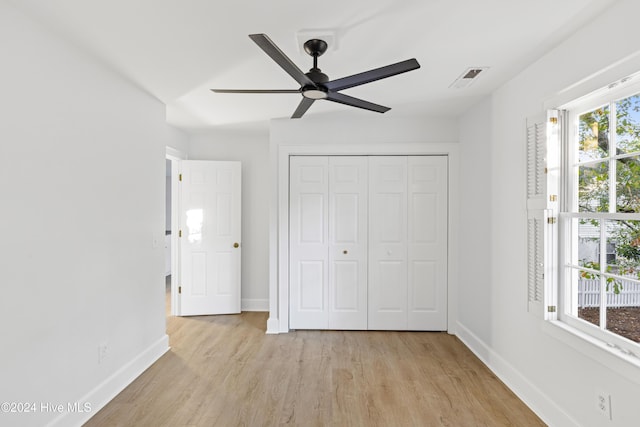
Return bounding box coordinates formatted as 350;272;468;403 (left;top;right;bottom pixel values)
558;83;640;355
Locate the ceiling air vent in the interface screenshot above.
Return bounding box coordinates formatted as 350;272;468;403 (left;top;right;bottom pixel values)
449;67;488;89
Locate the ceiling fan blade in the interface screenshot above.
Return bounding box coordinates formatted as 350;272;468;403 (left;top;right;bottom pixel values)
211;89;300;94
291;97;315;119
249;34;316;88
326;92;390;113
324;58;420;92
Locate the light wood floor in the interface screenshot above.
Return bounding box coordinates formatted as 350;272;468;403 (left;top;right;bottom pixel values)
84;282;544;426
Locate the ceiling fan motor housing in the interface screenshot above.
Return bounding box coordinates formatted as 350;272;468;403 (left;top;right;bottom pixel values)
302;68;328;99
305;68;329;84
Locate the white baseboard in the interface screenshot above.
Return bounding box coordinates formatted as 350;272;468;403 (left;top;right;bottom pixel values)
455;322;579;427
47;334;169;427
241;298;268;312
266;316;281;334
454;322;491;364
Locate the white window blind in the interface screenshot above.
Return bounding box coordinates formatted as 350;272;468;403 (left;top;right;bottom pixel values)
527;118;546;201
525;111;560;319
527;213;544;307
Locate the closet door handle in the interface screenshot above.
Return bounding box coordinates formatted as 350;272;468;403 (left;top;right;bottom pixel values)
343;250;348;254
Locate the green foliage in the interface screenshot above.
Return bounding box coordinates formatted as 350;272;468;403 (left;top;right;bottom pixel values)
617;159;640;213
579;261;623;294
617;241;640;261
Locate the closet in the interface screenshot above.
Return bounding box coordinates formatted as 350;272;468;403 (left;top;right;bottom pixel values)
289;155;448;331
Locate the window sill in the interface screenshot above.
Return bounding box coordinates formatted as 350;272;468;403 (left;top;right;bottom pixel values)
542;320;640;384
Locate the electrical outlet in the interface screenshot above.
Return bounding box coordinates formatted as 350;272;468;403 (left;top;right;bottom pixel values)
595;390;612;420
98;342;108;364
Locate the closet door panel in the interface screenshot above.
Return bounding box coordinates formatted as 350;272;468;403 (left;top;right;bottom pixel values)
408;156;448;330
368;156;408;330
328;156;368;330
290;156;329;329
290;155;448;332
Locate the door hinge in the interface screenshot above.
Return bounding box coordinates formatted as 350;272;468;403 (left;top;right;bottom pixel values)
547;305;557;313
179;230;182;238
178;286;182;294
179;173;182;182
549;117;558;124
549;195;557;202
547;217;557;224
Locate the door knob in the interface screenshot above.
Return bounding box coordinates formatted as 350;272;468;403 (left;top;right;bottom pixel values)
233;242;240;248
343;250;348;254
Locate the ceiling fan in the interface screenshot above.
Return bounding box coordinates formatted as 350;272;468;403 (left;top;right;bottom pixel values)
211;34;420;119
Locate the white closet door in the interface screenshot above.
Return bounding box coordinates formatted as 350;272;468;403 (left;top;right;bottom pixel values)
368;156;408;330
328;156;368;330
290;155;448;331
408;156;448;330
289;156;329;329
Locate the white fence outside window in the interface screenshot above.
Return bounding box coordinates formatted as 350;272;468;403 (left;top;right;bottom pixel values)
578;278;640;308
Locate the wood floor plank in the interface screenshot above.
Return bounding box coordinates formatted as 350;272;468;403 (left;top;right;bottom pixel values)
84;310;545;427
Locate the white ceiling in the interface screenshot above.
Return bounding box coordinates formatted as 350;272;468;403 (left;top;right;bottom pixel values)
12;0;615;130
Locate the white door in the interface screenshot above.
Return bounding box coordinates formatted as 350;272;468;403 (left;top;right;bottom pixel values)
368;156;448;330
407;156;448;330
179;160;241;316
290;156;369;329
290;155;447;331
328;157;368;330
289;156;329;328
368;156;409;330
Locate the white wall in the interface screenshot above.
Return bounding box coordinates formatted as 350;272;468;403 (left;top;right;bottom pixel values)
189;126;270;310
457;1;640;425
271;115;459;145
0;2;188;426
457;97;493;355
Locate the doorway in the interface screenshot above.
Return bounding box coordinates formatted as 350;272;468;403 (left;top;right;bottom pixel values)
165;158;172;316
166;146;186;317
165;154;243;317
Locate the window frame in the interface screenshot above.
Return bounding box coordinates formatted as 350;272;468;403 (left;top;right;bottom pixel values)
557;79;640;360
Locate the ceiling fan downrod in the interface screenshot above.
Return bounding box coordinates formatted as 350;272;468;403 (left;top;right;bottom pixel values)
302;39;329;98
